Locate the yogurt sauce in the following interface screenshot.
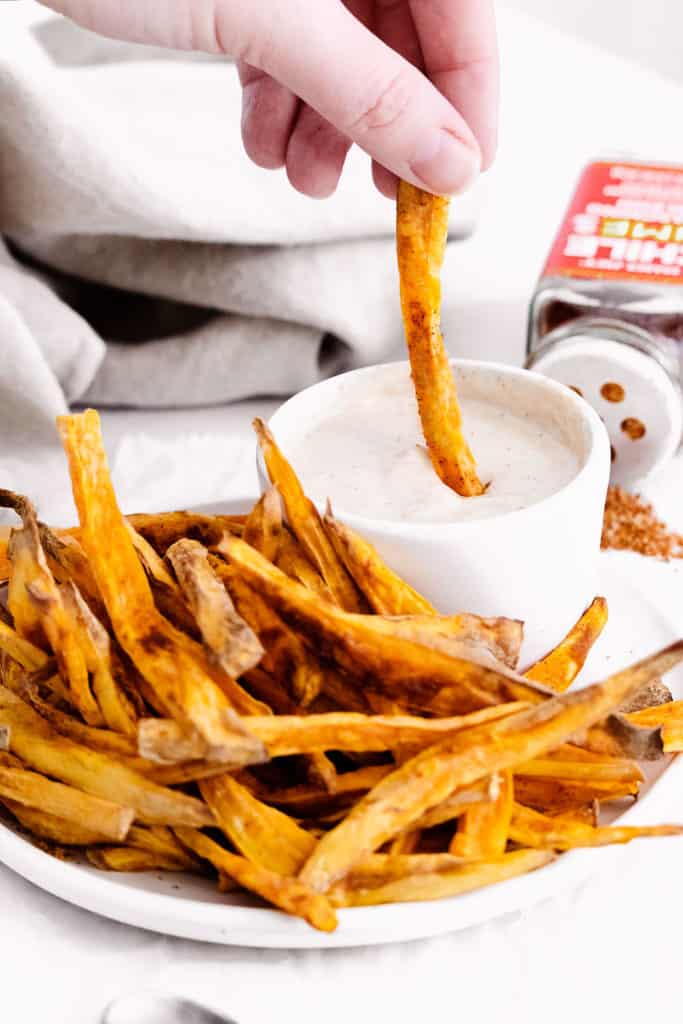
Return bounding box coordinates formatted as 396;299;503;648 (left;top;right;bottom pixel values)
283;382;582;524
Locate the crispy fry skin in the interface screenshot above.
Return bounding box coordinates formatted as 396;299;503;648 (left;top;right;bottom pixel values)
213;559;326;707
524;597;609;690
2;799;112;845
253;418;364;612
661;722;683;752
299;643;683;891
396;181;484;497
0;685;213;826
363;613;524;672
127;824;204;870
0;619;49;673
625;699;683;727
276;530;331;600
60;581;137;735
323;506;435;615
175;828;338;933
87;847;199;873
57;411;264;762
331;849;554;907
509;802;683;850
136;716;266;770
244;487;283;564
37;525;105;621
0;765;133;841
1;491;102;725
167;539;263;680
513;776;639;812
138;704;524;763
23;688;139;757
515;756;643;786
126;522;201;638
127;511;244;552
449;770;513;858
217;535;546;712
200;774;317;874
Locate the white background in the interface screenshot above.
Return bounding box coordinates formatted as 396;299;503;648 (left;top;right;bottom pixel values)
2;4;683;1023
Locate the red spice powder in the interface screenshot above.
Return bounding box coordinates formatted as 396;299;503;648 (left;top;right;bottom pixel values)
602;486;683;559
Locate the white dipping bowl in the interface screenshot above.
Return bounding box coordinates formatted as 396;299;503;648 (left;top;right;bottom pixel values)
258;360;611;667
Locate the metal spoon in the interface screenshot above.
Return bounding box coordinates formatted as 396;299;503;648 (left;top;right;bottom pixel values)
103;994;238;1024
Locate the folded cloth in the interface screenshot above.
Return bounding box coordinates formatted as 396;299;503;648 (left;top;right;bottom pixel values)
0;17;478;446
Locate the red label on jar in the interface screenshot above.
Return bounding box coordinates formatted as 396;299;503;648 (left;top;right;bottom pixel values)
544;159;683;285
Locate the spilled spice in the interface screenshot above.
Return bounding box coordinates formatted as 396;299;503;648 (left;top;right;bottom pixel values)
602;486;683;559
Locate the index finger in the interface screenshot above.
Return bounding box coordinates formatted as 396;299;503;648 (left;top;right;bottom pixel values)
409;0;499;169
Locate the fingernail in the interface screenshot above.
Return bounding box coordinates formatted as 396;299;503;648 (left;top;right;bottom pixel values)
409;130;481;195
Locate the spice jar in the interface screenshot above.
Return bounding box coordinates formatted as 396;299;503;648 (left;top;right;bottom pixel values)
527;158;683;485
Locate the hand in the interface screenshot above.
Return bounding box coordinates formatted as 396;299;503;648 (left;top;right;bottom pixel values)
40;0;498;198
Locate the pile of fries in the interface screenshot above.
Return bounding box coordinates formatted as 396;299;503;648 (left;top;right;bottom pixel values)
0;409;682;934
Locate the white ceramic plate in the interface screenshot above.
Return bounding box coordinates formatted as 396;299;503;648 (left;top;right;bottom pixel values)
0;500;681;948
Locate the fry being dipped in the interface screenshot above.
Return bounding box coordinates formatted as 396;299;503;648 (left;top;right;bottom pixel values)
396;181;484;497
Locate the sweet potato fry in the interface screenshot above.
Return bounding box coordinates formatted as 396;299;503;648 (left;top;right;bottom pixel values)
244;487;283;564
0;619;49;673
138;703;525;763
661;721;683;753
331;849;553;907
175;827;338;933
1;491;101;725
217;536;546;712
0;725;8;752
23;689;139;758
126;824;204;870
253;418;364;612
513;776;639;812
37;525;104;621
57;411;264;762
625;699;683;727
524;597;609;690
323;506;435;615
449;770;513;858
213;559;325;707
364;613;524;672
409;779;496;831
2;799;111;845
509;802;683;850
167;539;263;679
200;774;316;874
276;531;331;600
396;180;484;497
125;522;200;638
345;852;473;888
87;847;198;873
299;642;683;891
0;685;213;826
255;765;393;816
0;764;133;841
514;757;643;786
0;534;10;583
60;581;137;735
126;511;244;553
581;717;665;762
136;716;265;770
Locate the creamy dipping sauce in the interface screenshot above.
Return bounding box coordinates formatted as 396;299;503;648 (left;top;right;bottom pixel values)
282;374;583;523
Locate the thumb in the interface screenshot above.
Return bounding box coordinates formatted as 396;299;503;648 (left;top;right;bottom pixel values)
236;1;481;195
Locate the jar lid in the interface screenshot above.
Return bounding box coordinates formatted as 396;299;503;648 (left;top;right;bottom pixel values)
528;332;682;486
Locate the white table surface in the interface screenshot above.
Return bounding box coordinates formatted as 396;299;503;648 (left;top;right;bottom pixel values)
2;7;683;1024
